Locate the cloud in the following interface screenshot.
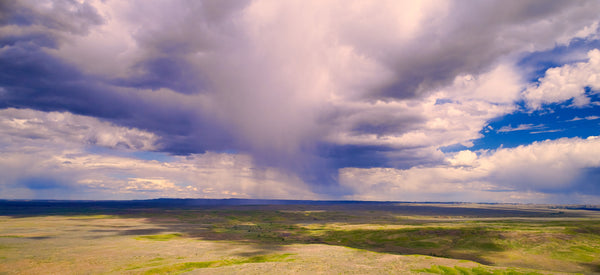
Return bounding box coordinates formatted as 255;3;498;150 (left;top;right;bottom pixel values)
483;136;600;193
447;150;477;167
567;117;585;122
529;129;563;134
125;178;176;191
0;108;319;200
568;115;600;121
1;1;600;199
0;108;157;150
524;49;600;109
379;1;599;99
0;0;104;35
340;136;600;203
497;124;544;133
0;37;234;155
0;147;320;200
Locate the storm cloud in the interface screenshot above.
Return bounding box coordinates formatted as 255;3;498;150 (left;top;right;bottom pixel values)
1;0;600;201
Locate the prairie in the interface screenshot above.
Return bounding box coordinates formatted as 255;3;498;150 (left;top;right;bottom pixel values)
0;200;599;274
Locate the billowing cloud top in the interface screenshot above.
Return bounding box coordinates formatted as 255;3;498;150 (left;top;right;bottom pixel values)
1;0;600;203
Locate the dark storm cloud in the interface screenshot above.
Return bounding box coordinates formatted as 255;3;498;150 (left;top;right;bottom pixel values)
318;144;393;169
493;166;600;196
114;57;204;95
18;177;67;190
518;38;600;82
573;167;600;196
0;32;231;156
0;1;111;115
0;49;231;155
0;0;103;35
1;0;600;198
0;33;57;48
113;0;252;94
0;43;129;118
369;0;600;99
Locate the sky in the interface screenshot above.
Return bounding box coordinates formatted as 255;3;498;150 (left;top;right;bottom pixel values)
1;0;600;203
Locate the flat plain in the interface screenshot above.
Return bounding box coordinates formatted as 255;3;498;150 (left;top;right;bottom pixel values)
0;200;599;274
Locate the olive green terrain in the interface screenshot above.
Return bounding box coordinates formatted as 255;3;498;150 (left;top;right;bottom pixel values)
0;202;599;274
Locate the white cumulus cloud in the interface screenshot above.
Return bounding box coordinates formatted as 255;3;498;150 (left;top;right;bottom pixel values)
340;136;600;204
524;49;600;109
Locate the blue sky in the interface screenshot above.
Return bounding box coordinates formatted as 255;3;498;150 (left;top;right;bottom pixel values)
1;0;600;203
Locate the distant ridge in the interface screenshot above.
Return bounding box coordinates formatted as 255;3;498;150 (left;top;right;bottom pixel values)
0;198;402;207
1;198;598;208
0;198;404;216
1;198;598;217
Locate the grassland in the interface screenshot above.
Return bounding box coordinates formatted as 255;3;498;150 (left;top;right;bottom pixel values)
0;200;599;274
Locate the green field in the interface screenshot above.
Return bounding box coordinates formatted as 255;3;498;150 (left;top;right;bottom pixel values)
0;202;599;274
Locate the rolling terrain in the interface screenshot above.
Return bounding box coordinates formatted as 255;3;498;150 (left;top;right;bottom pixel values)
1;199;599;274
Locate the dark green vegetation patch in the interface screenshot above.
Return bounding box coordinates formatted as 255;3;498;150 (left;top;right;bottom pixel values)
134;233;182;241
142;253;294;274
415;265;544;275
